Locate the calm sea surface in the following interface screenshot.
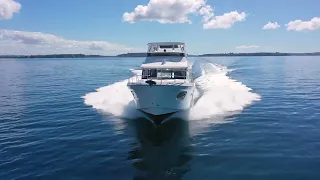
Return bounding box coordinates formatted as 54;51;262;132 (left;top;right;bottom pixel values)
1;56;320;180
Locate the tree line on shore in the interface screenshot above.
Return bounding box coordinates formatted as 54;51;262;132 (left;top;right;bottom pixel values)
1;52;319;59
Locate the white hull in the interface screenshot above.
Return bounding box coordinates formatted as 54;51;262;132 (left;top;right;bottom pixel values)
128;84;195;116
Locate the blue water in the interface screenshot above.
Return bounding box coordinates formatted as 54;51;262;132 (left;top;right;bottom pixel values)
1;56;320;180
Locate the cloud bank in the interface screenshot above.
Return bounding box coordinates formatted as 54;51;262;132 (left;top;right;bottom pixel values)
263;22;280;30
0;30;137;55
286;17;320;31
0;0;21;20
123;0;246;29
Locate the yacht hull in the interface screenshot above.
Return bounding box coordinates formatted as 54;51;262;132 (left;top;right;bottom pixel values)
128;84;195;117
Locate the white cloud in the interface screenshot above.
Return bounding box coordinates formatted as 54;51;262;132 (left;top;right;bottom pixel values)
0;0;21;20
123;0;207;24
123;0;246;29
263;22;280;30
199;5;214;22
203;11;247;29
0;30;137;55
286;17;320;31
236;45;259;49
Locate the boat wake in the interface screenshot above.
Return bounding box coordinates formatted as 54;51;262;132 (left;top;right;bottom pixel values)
82;62;261;123
188;61;261;120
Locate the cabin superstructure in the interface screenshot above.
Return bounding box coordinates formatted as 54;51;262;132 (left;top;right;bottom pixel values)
127;41;196;119
140;42;192;81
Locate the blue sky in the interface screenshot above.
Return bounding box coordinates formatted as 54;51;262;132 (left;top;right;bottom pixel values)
0;0;319;55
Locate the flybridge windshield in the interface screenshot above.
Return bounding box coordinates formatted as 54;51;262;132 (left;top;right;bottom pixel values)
147;43;186;54
159;45;179;49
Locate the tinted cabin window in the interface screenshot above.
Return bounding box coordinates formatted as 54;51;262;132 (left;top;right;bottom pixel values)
149;69;157;77
174;70;186;79
142;69;157;79
142;70;147;79
157;70;173;79
158;70;186;79
142;69;186;79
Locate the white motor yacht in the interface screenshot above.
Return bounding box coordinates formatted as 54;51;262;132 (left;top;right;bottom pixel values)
127;42;195;121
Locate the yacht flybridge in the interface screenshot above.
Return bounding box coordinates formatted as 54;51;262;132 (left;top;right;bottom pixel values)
127;42;195;122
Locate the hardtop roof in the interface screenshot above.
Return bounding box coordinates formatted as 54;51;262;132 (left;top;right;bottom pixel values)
141;56;189;69
147;42;186;46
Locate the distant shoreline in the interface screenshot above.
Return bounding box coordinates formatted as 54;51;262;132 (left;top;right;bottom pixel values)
1;52;319;59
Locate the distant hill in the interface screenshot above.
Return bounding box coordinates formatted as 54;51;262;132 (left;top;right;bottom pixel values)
1;52;319;59
200;52;320;57
117;53;147;57
0;54;111;59
116;52;320;57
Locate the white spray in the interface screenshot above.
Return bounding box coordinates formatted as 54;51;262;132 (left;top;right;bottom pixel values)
82;62;261;122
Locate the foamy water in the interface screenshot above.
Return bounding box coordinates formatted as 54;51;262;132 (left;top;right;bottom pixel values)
83;62;261;121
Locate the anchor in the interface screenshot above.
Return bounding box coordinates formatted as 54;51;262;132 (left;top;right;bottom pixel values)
145;80;156;87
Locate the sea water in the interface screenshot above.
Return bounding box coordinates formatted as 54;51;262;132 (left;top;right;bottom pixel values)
1;56;320;179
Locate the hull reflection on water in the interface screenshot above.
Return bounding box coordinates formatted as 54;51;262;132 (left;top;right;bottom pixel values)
127;118;194;179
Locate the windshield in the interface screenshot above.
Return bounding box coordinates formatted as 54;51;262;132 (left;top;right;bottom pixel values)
157;70;173;79
142;69;186;79
148;44;186;53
